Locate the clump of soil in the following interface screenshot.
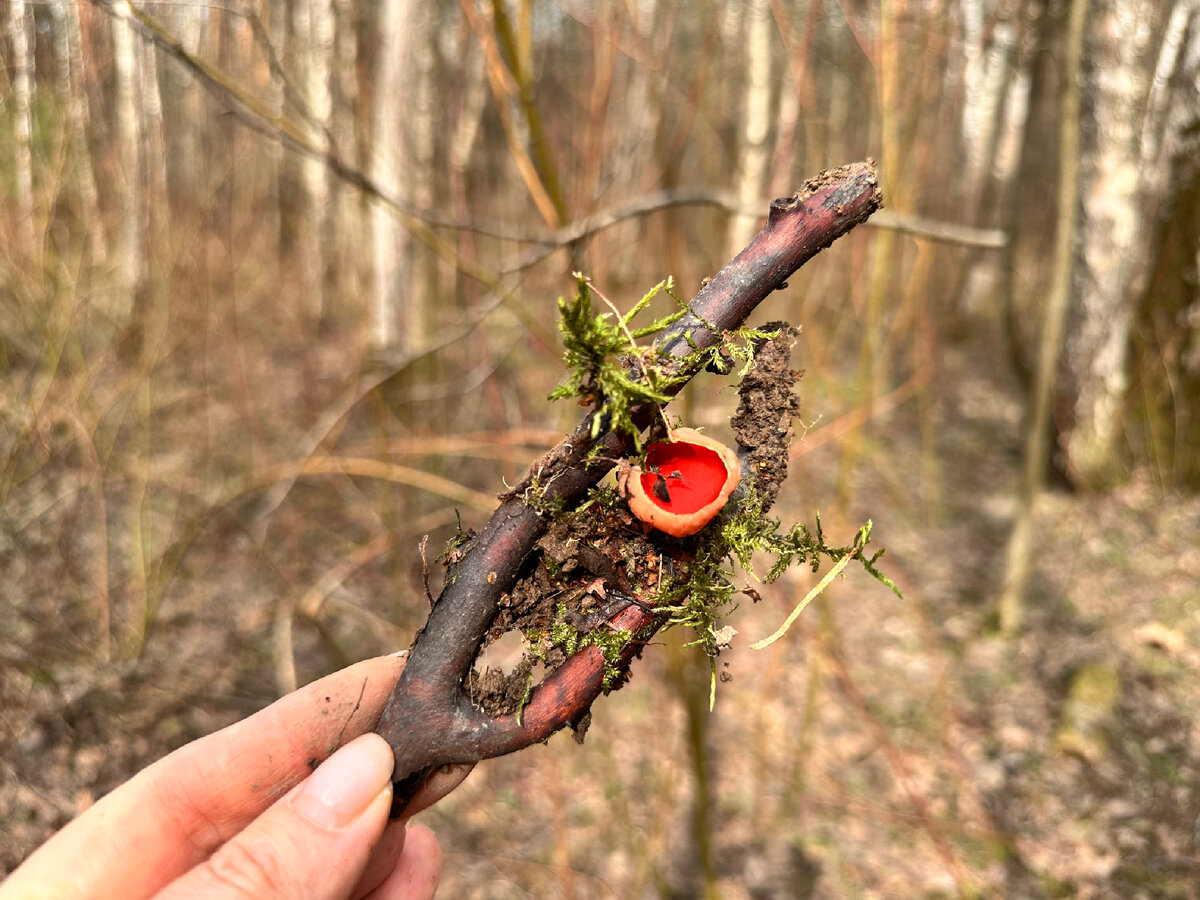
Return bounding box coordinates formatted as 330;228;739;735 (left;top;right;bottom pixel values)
730;322;802;509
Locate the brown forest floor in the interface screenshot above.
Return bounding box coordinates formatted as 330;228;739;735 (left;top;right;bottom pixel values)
3;302;1199;898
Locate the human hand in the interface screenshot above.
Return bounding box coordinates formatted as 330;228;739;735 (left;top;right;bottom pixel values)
2;654;472;900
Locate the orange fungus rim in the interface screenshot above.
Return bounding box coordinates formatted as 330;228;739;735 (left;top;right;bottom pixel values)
617;428;740;537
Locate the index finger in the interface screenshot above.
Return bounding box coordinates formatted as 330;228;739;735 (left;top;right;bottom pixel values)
4;653;406;900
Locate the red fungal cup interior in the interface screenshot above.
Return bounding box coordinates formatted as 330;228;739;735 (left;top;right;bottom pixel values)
639;440;730;515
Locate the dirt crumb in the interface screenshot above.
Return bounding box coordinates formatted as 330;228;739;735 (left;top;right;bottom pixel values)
465;656;535;718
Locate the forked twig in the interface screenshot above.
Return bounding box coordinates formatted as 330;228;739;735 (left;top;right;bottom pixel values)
375;162;884;814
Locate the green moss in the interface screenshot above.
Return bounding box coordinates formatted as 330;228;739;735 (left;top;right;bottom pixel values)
574;483;623;513
520;602;637;703
548;273;779;451
548;274;681;448
521;471;570;517
652;487;899;670
435;511;474;584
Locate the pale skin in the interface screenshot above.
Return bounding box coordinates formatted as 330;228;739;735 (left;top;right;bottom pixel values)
1;653;472;900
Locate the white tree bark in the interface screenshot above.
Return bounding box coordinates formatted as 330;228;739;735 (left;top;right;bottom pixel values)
140;29;169;248
957;0;1037;317
960;0;1019;213
9;0;37;260
992;51;1033;192
111;2;143;317
726;0;774;259
1139;0;1200;230
1060;0;1191;485
370;0;434;352
371;0;410;350
51;0;108;262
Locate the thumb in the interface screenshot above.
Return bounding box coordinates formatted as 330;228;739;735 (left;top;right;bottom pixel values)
156;733;397;900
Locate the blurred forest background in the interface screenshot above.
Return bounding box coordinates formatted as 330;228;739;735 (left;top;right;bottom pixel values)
3;0;1200;895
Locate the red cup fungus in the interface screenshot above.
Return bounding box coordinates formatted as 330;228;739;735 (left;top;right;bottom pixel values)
617;428;741;537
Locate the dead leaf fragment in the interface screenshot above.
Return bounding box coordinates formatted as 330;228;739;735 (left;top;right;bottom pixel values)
1132;622;1186;657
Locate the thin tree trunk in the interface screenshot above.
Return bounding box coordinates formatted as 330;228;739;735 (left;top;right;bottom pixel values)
958;0;1038;319
265;0;287;286
408;3;438;343
370;0;410;350
140;31;169;252
960;0;1018;214
767;0;818;196
161;0;205;210
370;0;437;352
9;0;37;261
998;0;1088;636
837;0;902;507
295;0;333;319
1138;2;1200;252
52;0;108;262
1058;0;1169;486
447;24;487;300
330;0;361;300
111;3;143;318
726;0;775;259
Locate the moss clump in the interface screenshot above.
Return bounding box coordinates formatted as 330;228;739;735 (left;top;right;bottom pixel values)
652;486;898;666
545;603;634;690
548;273;777;451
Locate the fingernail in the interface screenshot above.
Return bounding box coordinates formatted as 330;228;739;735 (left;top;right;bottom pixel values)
292;733;395;829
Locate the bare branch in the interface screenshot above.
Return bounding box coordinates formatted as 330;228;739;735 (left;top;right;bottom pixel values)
375;162;883;814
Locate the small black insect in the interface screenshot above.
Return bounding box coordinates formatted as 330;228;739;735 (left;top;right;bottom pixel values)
646;466;683;504
652;474;672;503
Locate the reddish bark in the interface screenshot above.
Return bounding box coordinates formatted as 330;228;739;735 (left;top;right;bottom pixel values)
376;161;882;814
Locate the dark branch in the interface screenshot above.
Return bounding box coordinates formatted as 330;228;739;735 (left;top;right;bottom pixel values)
375;162;882;815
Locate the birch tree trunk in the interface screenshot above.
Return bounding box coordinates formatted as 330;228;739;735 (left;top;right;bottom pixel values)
1058;0;1193;487
726;0;774;259
957;0;1038;319
295;0;334;319
140;31;169;252
1138;2;1200;239
370;0;411;350
9;0;37;261
960;0;1018;215
111;3;143;318
51;0;107;262
371;0;435;352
